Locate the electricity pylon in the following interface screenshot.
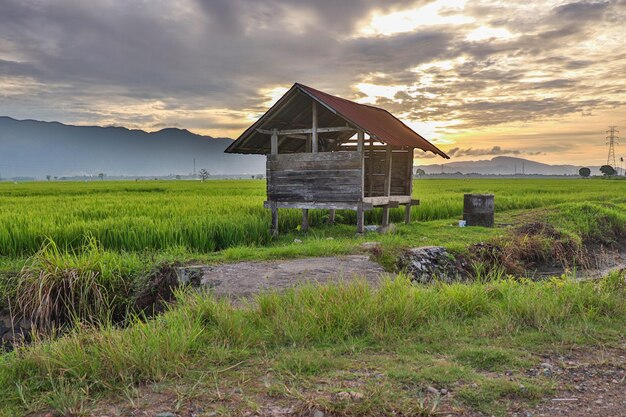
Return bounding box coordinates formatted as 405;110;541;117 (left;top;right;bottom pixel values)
606;126;619;168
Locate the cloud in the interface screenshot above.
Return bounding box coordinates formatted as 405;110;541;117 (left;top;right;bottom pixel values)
416;146;545;159
0;0;625;165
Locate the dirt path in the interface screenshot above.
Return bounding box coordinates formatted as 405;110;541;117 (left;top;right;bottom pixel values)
179;255;387;298
88;346;626;417
522;347;626;417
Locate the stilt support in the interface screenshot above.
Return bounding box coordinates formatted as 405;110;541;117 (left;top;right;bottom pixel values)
404;203;412;224
301;208;309;232
356;202;364;234
270;201;279;237
328;209;336;224
382;205;390;226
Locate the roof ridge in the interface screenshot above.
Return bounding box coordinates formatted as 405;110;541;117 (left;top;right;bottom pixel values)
296;83;391;113
297;82;429;141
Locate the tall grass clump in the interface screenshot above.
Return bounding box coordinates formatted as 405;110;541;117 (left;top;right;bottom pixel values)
15;237;144;330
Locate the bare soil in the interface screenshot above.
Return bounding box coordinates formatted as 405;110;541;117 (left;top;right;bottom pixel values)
523;347;626;417
188;255;387;298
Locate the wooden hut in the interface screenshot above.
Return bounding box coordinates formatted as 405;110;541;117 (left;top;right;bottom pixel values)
225;83;449;235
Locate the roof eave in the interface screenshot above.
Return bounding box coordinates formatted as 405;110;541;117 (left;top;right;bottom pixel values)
225;84;302;154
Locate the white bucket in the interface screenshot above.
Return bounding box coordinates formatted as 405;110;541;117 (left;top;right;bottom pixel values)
458;220;467;227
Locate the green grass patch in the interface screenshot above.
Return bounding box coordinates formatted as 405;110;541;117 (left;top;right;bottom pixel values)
0;273;623;415
457;376;547;415
454;346;533;371
273;349;348;377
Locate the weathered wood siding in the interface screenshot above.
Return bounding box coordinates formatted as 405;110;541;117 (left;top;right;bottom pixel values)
267;151;363;202
364;150;411;196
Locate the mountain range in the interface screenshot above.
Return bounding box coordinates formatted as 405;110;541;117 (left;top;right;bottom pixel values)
0;116;600;179
420;156;600;176
0;116;264;178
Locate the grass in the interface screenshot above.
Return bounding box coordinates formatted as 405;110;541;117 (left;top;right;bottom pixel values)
0;179;623;334
1;178;625;415
14;237;145;329
0;178;624;258
0;179;624;280
0;273;623;416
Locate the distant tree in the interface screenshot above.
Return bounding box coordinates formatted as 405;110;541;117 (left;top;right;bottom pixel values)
621;157;624;176
599;165;617;177
255;174;264;180
53;176;58;181
251;175;255;179
98;173;105;180
46;175;51;181
199;169;210;182
175;175;181;180
578;167;591;178
415;168;426;178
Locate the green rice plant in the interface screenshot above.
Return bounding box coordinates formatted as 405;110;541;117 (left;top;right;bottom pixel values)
0;179;624;257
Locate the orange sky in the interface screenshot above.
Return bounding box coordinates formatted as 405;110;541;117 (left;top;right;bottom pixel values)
1;0;624;166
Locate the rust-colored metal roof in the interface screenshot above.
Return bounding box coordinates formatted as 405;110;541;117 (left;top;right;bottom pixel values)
297;84;448;158
225;83;449;159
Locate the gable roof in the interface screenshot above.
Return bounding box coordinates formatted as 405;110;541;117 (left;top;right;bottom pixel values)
225;83;449;159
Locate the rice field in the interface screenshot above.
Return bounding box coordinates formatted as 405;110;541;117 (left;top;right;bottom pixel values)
0;178;625;257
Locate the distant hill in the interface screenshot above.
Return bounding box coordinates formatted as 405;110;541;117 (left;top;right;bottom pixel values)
0;117;602;179
0;117;264;178
419;156;601;176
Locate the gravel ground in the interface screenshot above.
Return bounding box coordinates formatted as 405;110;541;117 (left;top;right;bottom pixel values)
522;347;626;417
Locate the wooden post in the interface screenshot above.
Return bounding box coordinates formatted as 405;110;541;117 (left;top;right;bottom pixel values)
269;131;278;235
302;209;309;232
357;131;365;233
311;102;318;153
381;207;390;226
271;128;278;155
382;144;393;226
270;201;279;236
368;138;374;197
358;131;365;196
404;204;412;224
407;148;414;195
328;209;336;224
356;202;364;234
405;149;414;224
357;131;364;153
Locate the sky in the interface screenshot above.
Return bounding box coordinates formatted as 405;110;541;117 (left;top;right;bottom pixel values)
0;0;625;166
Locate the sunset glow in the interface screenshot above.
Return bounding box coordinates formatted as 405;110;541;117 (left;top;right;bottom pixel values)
0;0;624;165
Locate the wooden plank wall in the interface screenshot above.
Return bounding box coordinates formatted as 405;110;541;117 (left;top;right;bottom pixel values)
267;151;363;202
364;149;411;196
